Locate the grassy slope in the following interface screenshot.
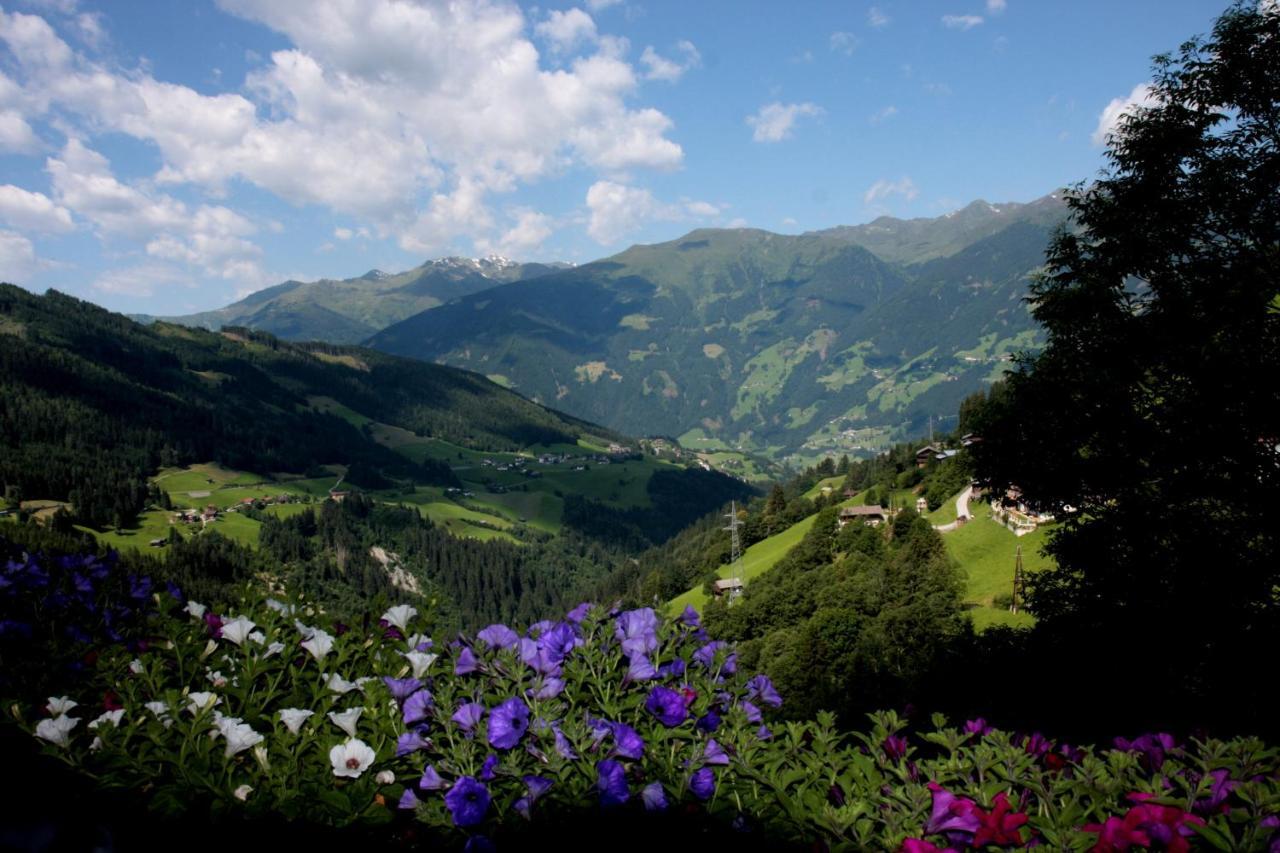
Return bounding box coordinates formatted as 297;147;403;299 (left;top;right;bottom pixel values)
943;501;1052;630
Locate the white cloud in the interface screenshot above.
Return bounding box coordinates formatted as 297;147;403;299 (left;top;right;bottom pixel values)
986;0;1007;13
333;226;353;240
0;109;40;153
1093;82;1156;146
868;7;890;27
869;105;898;124
478;208;554;257
534;8;597;54
584;180;717;245
92;264;191;298
0;184;73;232
830;31;858;55
586;0;622;10
0;228;37;279
942;14;984;30
747;101;823;143
640;40;700;82
864;176;919;205
725;217;748;228
1;1;686;260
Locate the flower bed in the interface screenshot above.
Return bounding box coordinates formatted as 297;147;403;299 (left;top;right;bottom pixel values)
3;550;1279;850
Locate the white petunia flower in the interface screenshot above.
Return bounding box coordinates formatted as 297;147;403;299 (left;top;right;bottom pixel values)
248;631;266;645
220;616;256;646
185;600;207;619
88;710;125;729
328;707;363;737
144;700;171;725
407;633;431;650
263;642;285;659
402;651;439;680
199;639;218;661
206;670;228;688
375;770;395;785
354;677;375;692
46;696;78;716
329;738;376;779
278;708;314;734
381;604;417;634
253;744;270;771
265;598;293;615
186;692;220;715
233;784;253;801
90;736;103;751
128;659;144;675
295;619;317;638
35;715;78;747
301;630;335;661
220;721;264;757
325;673;358;694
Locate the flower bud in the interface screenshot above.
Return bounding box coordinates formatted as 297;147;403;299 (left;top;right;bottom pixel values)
253;744;270;772
233;784;253;801
376;770;395;785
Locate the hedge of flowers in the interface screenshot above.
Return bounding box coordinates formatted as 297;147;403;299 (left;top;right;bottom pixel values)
4;549;1280;851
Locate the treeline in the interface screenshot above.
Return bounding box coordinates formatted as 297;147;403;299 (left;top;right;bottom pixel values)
0;287;606;529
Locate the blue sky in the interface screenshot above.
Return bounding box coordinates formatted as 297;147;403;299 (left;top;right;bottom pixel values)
0;0;1224;314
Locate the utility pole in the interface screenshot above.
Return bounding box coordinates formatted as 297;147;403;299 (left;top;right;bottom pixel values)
1011;545;1024;613
723;501;743;598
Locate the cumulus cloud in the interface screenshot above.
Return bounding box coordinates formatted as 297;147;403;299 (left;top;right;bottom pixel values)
868;7;890;28
942;14;984;30
640;40;700;82
986;0;1007;13
0;228;38;279
864;176;919;206
534;8;597;54
1092;82;1156;146
478;208;554;257
0;184;73;232
92;263;191;298
747;101;823;143
830;31;858;55
0;1;687;268
584;180;718;245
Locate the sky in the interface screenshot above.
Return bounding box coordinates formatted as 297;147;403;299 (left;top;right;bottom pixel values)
0;0;1227;314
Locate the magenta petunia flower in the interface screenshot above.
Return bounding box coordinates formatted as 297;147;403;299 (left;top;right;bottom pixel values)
882;734;908;761
596;759;629;807
444;776;490;827
487;697;530;750
924;782;981;841
963;717;991;736
645;686;688;727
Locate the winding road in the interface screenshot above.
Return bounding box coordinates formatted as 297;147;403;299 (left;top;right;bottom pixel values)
933;485;973;533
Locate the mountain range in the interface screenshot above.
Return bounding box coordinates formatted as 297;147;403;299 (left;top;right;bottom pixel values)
161;193;1070;465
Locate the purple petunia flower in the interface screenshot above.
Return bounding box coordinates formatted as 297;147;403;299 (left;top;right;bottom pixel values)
614;608;659;658
678;605;700;629
444;776;490;827
487;697;530;750
553;727;577;759
739;700;762;724
419;765;446;790
1193;769;1237;816
703;739;730;766
658;657;687;678
690;767;716;800
532;677;565;699
963;717;992;736
645;686;689;727
756;725;772;740
383;676;424;703
403;689;434;726
924;782;981;842
455;646;480;675
597;760;629;807
479;753;498;781
626;654;657;682
1023;732;1052;759
745;674;782;708
642;782;668;812
477;624;519;650
696;710;721;733
527;620;556;638
722;653;737;675
396;729;430;757
610;722;645;760
398;789;421;810
524;775;553;800
566;602;593;623
452;702;485;733
1114;732;1178;772
463;836;495;853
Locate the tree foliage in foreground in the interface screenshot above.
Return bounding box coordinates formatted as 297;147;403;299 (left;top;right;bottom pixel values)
971;2;1280;730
